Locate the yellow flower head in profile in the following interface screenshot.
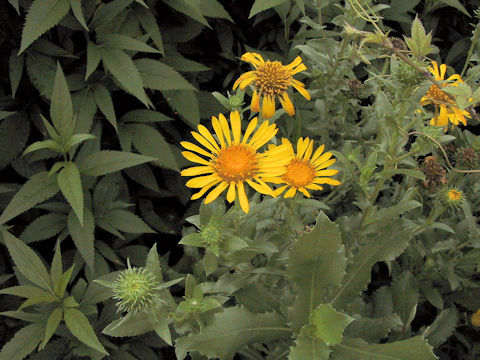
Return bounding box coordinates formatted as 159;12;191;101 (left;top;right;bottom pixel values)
233;52;311;119
180;111;291;213
420;60;470;130
265;137;340;198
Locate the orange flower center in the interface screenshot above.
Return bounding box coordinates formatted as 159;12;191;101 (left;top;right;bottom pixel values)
255;61;291;96
282;159;315;188
425;85;455;105
214;144;258;183
447;189;462;200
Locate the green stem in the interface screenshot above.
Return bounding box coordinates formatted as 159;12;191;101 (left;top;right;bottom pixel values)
461;23;480;77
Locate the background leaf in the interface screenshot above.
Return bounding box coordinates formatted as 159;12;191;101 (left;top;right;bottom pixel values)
64;308;108;355
79;151;156;176
68;207;95;271
58;162;83;225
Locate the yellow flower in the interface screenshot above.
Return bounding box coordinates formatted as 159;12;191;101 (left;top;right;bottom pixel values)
233;52;311;119
471;309;480;327
420;60;470;130
180;111;291;213
264;138;340;198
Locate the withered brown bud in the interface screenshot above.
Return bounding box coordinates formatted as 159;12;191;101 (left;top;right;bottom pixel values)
391;38;407;51
421;156;447;191
348;78;363;97
455;147;479;169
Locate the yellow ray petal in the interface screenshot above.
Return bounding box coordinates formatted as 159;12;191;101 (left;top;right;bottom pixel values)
315;169;339;177
181;166;213;177
246;179;272;195
303;138;314;160
306;183;323;190
279;92;295;116
189;132;219;155
273;185;288;197
211;116;226;149
233;71;256;90
285;56;302;70
314;177;341;185
314;158;336;170
238;74;257;90
226;181;236;203
298;187;310;197
230;111;242;144
219;113;232;145
242;117;258;144
296;137;308;159
237;182;250;213
181;141;215;158
290;63;307;75
439;64;446;79
251;89;260;112
284;187;297;198
197;125;220;151
241;52;264;68
186;174;219;188
182;151;211;166
191;180;220;200
291;78;310;99
205;181;228;204
311;149;330;165
261;95;276;119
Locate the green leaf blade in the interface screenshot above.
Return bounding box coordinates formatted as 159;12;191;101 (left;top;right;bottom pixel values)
79;151;156;176
58;162;83;225
64;308;108;355
68;207;95;270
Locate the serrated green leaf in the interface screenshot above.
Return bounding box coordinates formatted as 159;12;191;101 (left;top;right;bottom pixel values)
30;39;77;58
199;0;233;21
0;323;44;360
423;308;458;347
162;56;210;72
163;90;200;126
68;207;95;270
79;150;156;176
134;8;164;54
26;52;56;97
23;140;63;156
310;304;353;346
97;46;150;106
0;172;59;225
19;0;71;54
135;59;196;91
175;306;290;360
86;41;101;80
438;0;469;16
146;244;163;280
392;271;418;328
20;213;66;243
40;114;60;141
0;285;52;298
163;0;210;28
123;165;160;192
64;308;108;355
54;265;73;297
126;123;179;171
98;34;161;54
41;308;63;349
344;315;402;343
9;49;24;98
50;241;63;287
3;231;53;292
288;212;346;329
288;327;330;360
102;311;156;337
365;200;421;226
120;109;172;123
50;63;74;139
64;134;97;151
93;83;117;131
249;0;288;18
68;0;88;30
331;336;437;360
101;209;155;234
8;0;20;14
58;162;83;225
90;0;133;32
329;224;409;311
0;113;30;169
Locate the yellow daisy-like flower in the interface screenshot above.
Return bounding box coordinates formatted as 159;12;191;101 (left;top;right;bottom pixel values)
420;60;470;130
180;111;291;213
233;52;311;119
265;137;340;198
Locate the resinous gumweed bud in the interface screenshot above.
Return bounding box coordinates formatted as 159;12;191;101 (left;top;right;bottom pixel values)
200;223;223;249
441;187;465;210
112;266;160;313
228;95;243;110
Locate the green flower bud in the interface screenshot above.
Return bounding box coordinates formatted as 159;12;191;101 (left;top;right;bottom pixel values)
199;222;223;254
228;95;243;110
112;266;160;313
440;186;465;210
392;57;427;87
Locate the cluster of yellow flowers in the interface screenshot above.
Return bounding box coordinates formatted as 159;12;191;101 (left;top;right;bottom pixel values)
180;52;470;213
180;53;339;213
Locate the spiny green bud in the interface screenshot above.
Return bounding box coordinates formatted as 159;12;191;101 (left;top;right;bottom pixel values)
392;57;427;87
199;223;223;248
228;95;243;110
112;266;160;313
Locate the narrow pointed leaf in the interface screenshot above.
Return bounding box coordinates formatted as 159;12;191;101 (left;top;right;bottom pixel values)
0;171;59;225
68;0;88;30
58;162;83;225
41;308;63;349
79;151;156;176
86;41;101;80
64;308;108;355
19;0;70;54
9;49;24;98
3;231;53;292
93;84;117;131
68;208;95;271
50;63;74;139
0;322;44;360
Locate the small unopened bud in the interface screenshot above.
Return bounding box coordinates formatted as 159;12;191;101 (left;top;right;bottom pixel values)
471;309;480;327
